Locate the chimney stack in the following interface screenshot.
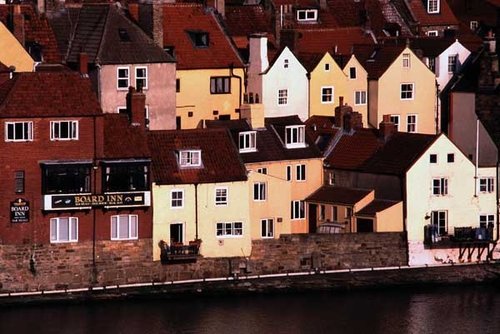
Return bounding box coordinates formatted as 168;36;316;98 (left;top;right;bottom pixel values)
379;115;397;141
79;52;88;76
334;96;354;131
249;33;269;74
128;3;139;23
127;87;147;129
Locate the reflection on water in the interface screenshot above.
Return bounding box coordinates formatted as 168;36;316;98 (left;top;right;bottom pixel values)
0;285;499;334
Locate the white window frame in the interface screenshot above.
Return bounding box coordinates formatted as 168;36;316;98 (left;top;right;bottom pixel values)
321;86;334;104
215;187;228;206
50;120;79;141
479;177;495;193
239;131;257;153
296;9;317;22
284;59;289;68
402;53;410;68
171;189;184;208
390;115;400;131
400;83;414;100
257;167;267;174
427;30;439;37
324;63;330;72
261;218;274;238
407;114;417;133
253;182;266;201
296;164;306;181
470;21;478;31
354;90;367;105
117;66;130;90
448;54;458;73
432;178;448;196
179;150;201;167
216;221;243;238
291;200;305;220
479;214;495;227
50;217;78;243
431;210;447;236
278;89;288;105
5;121;33;142
111;214;138;240
285;125;306;148
135;66;148;90
427;0;440;14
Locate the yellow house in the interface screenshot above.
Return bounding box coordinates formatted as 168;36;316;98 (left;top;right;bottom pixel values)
0;21;34;72
354;44;437;134
342;55;368;126
162;4;245;129
148;128;251;261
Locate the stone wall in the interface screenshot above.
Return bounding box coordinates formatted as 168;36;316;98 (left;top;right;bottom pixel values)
0;232;407;293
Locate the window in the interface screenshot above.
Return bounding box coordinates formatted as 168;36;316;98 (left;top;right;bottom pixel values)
430;154;437;163
286;165;292;181
284;59;289;68
319;205;325;220
257;167;267;174
239;131;257;152
479;177;495;193
210;77;231;94
407;114;417;133
50;121;78;140
111;214;138;240
135;67;148;90
117;67;129;89
15;170;24;194
171;189;184;208
50;217;78;243
402;53;410;68
176;78;180;92
188;31;209;48
390;115;400;131
296;164;306;181
448;54;458;73
216;221;243;237
447;153;454;163
321;87;334;104
427;30;439;37
479;215;495;227
470;21;479;31
432;178;448;196
427;0;440;14
278;89;288;105
428;58;436;73
42;163;91;194
349;67;356;79
355;91;367;105
253;182;266;201
431;210;447;236
215;187;228;206
400;83;414;100
296;9;317;21
261;218;274;238
5;121;33;142
332;206;338;221
324;63;330;71
291;200;305;219
179;150;201;167
328;172;335;185
285;125;306;148
103;162;149;192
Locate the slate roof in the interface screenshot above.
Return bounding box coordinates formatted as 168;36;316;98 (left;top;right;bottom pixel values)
304;115;339;153
0;71;102;118
101;113;150;159
352;43;406;79
0;4;61;63
407;0;459;27
356;199;400;216
63;4;174;65
306;186;372;205
147;128;248;185
162;4;244;70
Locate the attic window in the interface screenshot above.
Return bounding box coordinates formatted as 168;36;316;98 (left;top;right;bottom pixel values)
285;125;306;148
188;31;209;48
470;21;478;31
427;0;440;14
239;131;257;153
118;28;130;42
26;41;43;62
296;9;317;22
179;150;202;167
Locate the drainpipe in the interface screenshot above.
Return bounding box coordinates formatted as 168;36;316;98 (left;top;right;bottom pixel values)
306;72;311;119
92;115;98;284
496;155;499;241
474;119;479;197
229;63;243;107
195;183;199;240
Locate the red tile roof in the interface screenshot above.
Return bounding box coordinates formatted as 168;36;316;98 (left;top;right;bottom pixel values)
102;113;150;159
352;43;406;79
162;4;244;70
0;72;102;118
326;0;388;36
306;185;372;205
0;4;61;63
148;128;248;185
224;5;274;39
407;0;459;27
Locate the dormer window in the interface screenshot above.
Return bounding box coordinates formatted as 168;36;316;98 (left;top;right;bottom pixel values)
179;150;201;167
427;0;440;14
296;9;318;22
188;31;209;48
239;131;257;153
285;125;306;148
402;53;410;68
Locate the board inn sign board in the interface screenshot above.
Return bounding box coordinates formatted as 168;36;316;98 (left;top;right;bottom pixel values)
43;192;150;210
11;198;30;223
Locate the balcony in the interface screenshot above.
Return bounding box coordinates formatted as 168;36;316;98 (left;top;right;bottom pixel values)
159;240;201;264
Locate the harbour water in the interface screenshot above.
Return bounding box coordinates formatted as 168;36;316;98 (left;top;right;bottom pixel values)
1;284;499;334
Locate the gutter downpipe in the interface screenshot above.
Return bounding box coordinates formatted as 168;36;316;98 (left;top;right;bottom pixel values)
306;72;311;118
230;63;243;107
496;154;499;242
195;183;199;240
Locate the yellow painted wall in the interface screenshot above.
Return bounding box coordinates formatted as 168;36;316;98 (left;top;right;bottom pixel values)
343;56;368;126
0;22;34;72
374;201;404;232
309;53;348;117
176;68;244;129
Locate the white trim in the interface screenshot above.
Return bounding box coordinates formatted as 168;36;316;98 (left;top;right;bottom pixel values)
215;186;228;206
285;125;306;148
50;120;79;141
135;66;148;90
296;9;318;22
239;131;257;153
278;89;288;106
179;150;202;167
407;114;418;133
50;217;78;243
260;218;274;239
117;66;130;90
171;188;184;208
295;164;306;182
5;121;33;142
427;0;440;14
427;30;439;37
253;182;267;201
216;221;243;238
321;86;334;104
400;83;414;100
110;214;139;240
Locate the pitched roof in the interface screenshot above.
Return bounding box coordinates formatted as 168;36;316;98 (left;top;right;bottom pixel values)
326;0;388;36
64;4;173;65
162;4;243;70
224;4;274;40
0;72;102;118
352;43;406;79
148;128;248;185
304;115;340;153
356;199;400;216
407;0;459;27
101;113;150;159
0;4;61;63
306;186;372;205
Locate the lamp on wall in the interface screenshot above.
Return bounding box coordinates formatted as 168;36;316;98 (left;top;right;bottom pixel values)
425;213;431;220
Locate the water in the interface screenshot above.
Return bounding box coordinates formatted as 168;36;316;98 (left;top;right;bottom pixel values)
1;285;499;334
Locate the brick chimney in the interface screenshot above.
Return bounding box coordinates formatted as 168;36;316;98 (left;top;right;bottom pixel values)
334;96;355;131
152;3;164;48
127;87;146;129
379;115;397;141
249;33;269;74
12;5;25;47
79;52;88;76
207;0;225;18
128;3;139;23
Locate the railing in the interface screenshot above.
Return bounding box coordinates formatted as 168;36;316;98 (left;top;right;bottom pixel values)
159;240;201;264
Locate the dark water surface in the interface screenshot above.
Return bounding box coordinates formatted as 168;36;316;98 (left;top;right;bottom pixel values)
1;285;499;334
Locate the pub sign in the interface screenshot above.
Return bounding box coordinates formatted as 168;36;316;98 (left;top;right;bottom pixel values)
11;198;30;223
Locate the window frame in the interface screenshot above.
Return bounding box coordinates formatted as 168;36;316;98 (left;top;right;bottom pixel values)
215;187;228;206
103;162;149;192
179;150;202;167
321;86;334;104
135;66;148;90
432;177;448;196
296;9;318;22
448;54;458;73
286;165;292;181
42;163;91;195
216;221;243;238
291;200;305;220
285;125;306;148
50;120;79;141
427;30;439;37
407;114;417;133
431;210;447;236
479;177;495;193
50;217;78;243
390;115;400;131
261;218;274;238
171;189;184;209
238;131;257;153
210;76;231;94
296;164;306;181
400;83;414;100
427;0;440;14
354;90;367;105
253;182;266;201
278;89;288;106
5;121;33;142
117;66;130;90
111;214;138;241
349;67;356;79
402;53;410;68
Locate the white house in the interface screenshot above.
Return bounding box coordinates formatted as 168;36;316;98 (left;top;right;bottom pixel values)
247;34;309;121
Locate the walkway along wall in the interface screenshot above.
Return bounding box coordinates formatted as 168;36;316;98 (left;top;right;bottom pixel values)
0;233;407;293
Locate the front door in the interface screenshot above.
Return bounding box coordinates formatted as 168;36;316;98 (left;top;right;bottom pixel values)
170;223;184;244
308;203;317;233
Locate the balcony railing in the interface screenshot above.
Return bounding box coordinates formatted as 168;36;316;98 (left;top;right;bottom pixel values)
159;240;201;264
